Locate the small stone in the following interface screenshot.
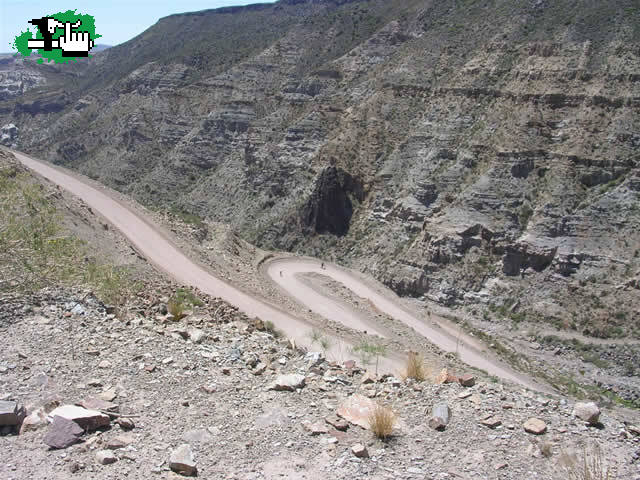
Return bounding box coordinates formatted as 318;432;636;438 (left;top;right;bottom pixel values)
87;378;103;387
221;367;231;375
573;402;600;425
95;450;117;465
302;421;328;435
325;415;348;431
327;436;338;444
361;371;377;384
107;434;134;449
481;416;502;429
458;391;473;399
524;418;547;435
169;444;197;476
162;357;174;365
188;328;206;344
79;396;119;412
43;416;84;449
116;417;135;430
252;363;267;375
98;389;118;402
429;403;451;431
144;364;156;373
268;374;305;391
304;352;325;367
98;360;112;369
351;443;369;458
459;375;475;387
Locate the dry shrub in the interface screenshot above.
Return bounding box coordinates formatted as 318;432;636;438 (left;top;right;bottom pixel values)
167;298;185;320
368;403;395;440
560;443;614;480
405;351;426;381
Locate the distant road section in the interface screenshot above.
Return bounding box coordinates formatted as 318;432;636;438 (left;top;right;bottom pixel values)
10;148;543;390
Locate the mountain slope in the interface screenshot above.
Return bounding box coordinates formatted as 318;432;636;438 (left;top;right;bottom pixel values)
1;0;639;350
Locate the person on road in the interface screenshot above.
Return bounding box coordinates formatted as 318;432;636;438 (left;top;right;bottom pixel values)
279;270;283;277
321;262;325;269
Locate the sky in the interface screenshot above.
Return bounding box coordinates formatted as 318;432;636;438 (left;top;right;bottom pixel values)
1;0;277;52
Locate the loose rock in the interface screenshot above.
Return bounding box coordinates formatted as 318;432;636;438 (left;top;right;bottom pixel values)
351;443;369;458
95;450;117;465
268;374;306;391
47;405;110;431
0;400;26;426
573;402;601;425
524;418;547;435
169;444;197;476
43;416;84;449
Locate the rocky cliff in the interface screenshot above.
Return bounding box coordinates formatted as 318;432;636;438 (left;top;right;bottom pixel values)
1;0;639;341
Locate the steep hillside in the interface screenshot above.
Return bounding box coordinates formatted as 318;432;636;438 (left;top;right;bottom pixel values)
1;0;639;355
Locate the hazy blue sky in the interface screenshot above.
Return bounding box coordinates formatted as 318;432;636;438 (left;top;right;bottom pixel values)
1;0;277;52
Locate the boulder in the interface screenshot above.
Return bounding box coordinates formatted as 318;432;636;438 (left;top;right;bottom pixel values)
169;444;197;476
337;394;376;429
573;402;600;425
47;405;110;431
268;374;306;391
43;416;84;449
0;400;26;426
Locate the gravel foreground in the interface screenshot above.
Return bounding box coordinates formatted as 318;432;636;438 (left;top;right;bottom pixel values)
1;286;639;480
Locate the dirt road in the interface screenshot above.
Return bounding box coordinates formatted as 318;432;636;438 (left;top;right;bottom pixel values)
10;149;542;389
266;258;539;388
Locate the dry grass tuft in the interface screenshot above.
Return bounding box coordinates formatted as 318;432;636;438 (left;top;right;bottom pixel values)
368;403;396;440
167;298;185;320
560;443;614;480
404;351;426;381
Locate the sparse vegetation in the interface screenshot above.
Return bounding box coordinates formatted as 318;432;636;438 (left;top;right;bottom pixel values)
0;168;85;293
404;351;427;382
560;443;614;480
353;341;386;375
368;403;395;440
309;328;332;353
167;297;186;320
85;261;140;308
264;320;282;338
0;165;141;308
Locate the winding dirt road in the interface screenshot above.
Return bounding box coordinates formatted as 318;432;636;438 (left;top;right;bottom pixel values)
10;148;542;390
266;258;536;388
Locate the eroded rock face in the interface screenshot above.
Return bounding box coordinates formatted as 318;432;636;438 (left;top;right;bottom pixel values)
1;0;639;337
300;166;363;236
